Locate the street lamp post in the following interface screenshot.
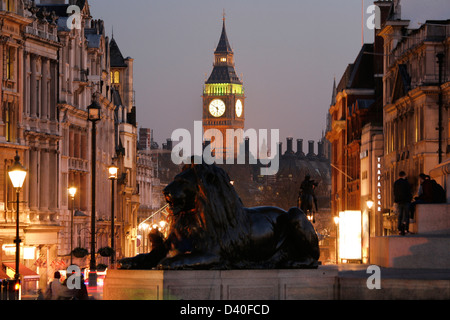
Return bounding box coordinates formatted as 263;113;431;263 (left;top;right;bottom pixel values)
87;96;101;287
68;187;77;266
108;163;119;269
8;152;27;300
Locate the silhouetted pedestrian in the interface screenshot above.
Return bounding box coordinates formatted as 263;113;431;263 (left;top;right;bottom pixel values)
410;174;433;220
73;273;89;300
394;171;412;236
45;271;72;300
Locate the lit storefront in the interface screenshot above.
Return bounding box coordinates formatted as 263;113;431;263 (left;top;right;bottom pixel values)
338;211;362;263
1;245;40;297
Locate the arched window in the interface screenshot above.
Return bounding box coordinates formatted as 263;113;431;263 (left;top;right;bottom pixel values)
111;71;120;84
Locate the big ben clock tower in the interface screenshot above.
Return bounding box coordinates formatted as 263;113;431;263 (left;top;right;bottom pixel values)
203;15;245;159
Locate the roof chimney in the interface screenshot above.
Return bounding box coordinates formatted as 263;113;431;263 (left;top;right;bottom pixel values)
318;141;324;159
285;138;294;156
296;139;305;157
245;137;250;163
166;139;173;151
307;140;316;158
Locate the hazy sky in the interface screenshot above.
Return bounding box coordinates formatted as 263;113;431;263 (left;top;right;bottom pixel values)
87;0;449;147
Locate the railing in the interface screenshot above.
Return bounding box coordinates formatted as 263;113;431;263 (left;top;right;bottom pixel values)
203;92;245;97
25;25;58;42
68;158;89;172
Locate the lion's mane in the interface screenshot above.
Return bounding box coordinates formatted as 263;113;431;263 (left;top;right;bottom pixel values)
167;164;251;262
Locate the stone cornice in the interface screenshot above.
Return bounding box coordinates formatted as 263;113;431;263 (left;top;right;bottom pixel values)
0;142;28;150
0;11;33;27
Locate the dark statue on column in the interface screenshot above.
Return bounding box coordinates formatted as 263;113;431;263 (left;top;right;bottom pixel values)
119;163;320;270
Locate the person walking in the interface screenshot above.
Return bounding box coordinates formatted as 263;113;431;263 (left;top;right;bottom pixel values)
44;271;73;300
394;171;412;236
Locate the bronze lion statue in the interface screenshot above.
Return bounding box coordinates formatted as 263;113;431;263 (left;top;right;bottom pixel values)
156;163;320;270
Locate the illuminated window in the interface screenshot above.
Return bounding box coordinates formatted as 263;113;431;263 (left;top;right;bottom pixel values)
415;111;419;143
6;47;14;80
6;0;15;12
111;71;120;84
220;57;227;62
419;106;424;141
5;103;14;142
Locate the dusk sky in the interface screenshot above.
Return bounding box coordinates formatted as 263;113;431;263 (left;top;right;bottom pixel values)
88;0;449;148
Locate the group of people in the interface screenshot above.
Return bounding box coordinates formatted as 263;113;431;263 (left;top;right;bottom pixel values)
38;271;89;300
394;171;446;236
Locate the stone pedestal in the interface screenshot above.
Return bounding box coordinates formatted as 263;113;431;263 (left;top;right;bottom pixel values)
410;204;450;235
103;267;339;300
371;204;450;269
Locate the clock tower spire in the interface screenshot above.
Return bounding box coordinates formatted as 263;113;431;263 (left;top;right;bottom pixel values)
203;15;245;160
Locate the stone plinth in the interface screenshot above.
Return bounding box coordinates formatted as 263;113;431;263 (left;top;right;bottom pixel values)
410;204;450;235
371;204;450;269
337;268;450;300
103;267;339;300
370;235;450;269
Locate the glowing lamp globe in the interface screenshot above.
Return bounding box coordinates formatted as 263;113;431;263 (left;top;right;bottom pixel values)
68;187;77;199
334;216;340;225
8;153;27;189
108;165;119;180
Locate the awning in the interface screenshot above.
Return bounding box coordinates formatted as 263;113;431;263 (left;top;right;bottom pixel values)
0;269;8;280
2;263;40;281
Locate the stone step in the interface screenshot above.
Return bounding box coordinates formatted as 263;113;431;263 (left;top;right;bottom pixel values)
411;204;450;235
370;235;450;269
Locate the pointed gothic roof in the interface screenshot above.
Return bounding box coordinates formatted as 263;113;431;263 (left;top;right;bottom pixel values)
336;44;375;92
206;19;242;85
206;66;242;84
110;37;128;68
215;20;233;54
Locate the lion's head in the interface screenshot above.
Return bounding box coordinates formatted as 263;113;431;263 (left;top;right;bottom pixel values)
163;163;251;259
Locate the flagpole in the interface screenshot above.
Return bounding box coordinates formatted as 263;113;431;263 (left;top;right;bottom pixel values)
362;0;364;46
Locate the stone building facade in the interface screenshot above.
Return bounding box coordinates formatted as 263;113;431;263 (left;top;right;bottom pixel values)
0;0;140;291
326;44;379;221
380;17;450;224
0;0;63;292
326;0;390;263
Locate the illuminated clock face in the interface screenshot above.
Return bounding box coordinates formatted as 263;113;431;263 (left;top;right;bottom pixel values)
209;99;226;118
236;100;243;118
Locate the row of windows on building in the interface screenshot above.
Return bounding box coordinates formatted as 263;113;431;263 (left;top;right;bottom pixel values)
385;106;425;154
